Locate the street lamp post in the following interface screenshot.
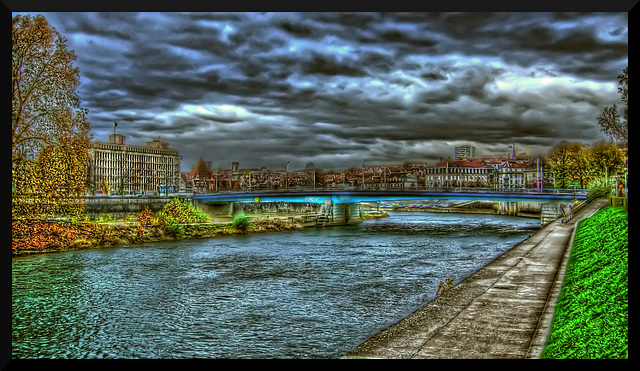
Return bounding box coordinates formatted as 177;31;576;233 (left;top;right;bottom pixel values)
536;156;540;192
215;159;223;192
362;159;367;189
383;162;387;188
285;161;290;189
624;157;628;201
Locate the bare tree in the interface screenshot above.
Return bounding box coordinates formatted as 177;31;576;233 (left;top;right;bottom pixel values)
597;67;628;144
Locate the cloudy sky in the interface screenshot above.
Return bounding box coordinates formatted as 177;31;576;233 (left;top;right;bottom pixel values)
13;11;628;172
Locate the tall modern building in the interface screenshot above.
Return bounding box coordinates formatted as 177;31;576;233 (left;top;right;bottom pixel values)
454;145;476;160
89;133;181;195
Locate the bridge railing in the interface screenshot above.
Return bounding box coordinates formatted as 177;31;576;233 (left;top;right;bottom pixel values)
191;186;588;195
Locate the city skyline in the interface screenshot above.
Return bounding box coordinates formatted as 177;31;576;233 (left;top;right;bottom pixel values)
12;11;628;171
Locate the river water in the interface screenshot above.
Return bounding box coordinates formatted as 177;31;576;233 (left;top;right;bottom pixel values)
12;211;540;359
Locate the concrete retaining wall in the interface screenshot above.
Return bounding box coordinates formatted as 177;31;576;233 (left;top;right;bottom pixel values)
540;203;561;226
195;202;234;217
84;196;179;219
517;201;542;214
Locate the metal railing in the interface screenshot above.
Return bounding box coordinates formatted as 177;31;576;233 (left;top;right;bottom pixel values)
188;186;589;196
561;192;600;223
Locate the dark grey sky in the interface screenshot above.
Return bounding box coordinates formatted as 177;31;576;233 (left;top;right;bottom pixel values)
13;11;629;171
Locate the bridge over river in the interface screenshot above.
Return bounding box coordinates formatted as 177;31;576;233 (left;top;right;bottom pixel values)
191;187;588;226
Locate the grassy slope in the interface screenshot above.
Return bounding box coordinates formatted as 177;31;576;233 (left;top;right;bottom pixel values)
541;206;628;359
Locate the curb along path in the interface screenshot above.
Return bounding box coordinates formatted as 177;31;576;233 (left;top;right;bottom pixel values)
343;199;609;359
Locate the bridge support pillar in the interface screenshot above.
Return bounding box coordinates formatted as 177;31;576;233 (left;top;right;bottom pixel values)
499;201;520;216
326;203;362;225
345;203;362;225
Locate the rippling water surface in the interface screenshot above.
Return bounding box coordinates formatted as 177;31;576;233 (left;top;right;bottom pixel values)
12;212;539;358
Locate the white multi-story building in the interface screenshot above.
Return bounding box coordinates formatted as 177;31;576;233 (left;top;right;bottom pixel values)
89;133;181;195
425;158;493;187
454;145;476;160
494;158;542;190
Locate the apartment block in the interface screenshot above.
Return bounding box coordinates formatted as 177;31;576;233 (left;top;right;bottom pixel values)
89;133;181;195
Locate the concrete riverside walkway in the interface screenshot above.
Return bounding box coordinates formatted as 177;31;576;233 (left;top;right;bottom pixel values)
343;199;609;359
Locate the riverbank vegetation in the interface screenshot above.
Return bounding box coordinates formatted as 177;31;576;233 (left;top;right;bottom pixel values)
541;206;628;359
231;213;251;231
11;198;302;257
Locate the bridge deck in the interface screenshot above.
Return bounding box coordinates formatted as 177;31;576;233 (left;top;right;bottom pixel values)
192;188;587;204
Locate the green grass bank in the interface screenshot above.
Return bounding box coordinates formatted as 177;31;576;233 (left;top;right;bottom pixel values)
541;206;628;359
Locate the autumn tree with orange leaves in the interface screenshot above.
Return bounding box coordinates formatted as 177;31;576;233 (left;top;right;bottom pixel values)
12;14;92;218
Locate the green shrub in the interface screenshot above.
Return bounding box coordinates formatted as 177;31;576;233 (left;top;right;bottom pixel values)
192;209;211;223
155;213;183;237
166;220;184;238
587;176;611;198
138;207;153;227
153;210;166;225
161;198;210;224
231;213;251;231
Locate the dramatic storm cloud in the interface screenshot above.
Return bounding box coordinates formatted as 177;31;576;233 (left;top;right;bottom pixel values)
12;11;629;171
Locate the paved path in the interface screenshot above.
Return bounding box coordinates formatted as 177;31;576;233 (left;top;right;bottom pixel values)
343;199;609;359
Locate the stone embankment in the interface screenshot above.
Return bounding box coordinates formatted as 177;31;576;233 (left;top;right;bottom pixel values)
343;199;609;359
368;200;544;219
